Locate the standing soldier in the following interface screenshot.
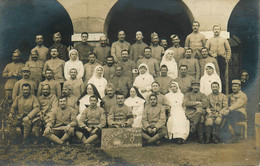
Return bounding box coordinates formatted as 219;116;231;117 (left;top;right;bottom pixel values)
129;31;148;62
31;35;49;62
75;95;106;146
142;93;167;146
167;34;185;65
74;32;94;64
8;83;40;145
111;30;130;63
185;21;206;59
25;50;44;86
43;96;77;145
48;32;68;61
83;52;101;83
34;84;58;139
93;35;110;65
150;32;164;63
12;67;37;101
101;83;117;118
184;80;207;143
2;49;24;95
205;82;228;143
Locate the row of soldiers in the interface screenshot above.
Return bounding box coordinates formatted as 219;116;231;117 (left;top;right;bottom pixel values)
1;21;246;146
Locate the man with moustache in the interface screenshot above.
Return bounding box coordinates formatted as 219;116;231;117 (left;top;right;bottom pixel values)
199;47;220;77
205;82;228;143
167;34;185;65
8;83;40;145
94;35;111;65
43;48;65;85
34;84;58;138
61;84;78;113
150;32;164;63
2;49;24;94
12;67;37;101
83;52;101;83
179;48;200;80
25;50;44;86
174;65;194;94
110;65;132;97
185;21;206;59
48;32;68;61
107;92;133;128
103;56;116;80
31;35;49;62
74;32;94;64
184;80;207;143
160;37;169;50
43;96;77;145
111;30;130;62
101;83;117;118
130;31;148;62
142;93;167;145
38;69;61;97
155;65;174;95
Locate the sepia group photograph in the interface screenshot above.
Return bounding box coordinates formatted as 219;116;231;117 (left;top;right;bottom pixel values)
0;0;259;165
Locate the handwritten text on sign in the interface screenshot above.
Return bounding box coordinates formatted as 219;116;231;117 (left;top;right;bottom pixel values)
101;128;142;149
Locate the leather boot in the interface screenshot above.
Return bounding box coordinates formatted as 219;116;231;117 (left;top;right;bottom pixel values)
197;124;204;144
75;131;88;143
212;125;220;143
205;126;212;144
47;134;63;144
85;134;98;145
61;133;70;142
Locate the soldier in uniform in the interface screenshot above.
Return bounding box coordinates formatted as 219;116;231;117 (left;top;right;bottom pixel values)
43;96;77;145
12;67;37;101
223;79;247;143
129;31;148;62
184;80;207;143
167;34;185;65
111;30;130;62
8;83;40;144
31;35;49;62
48;32;68;61
61;84;79;114
103;56;116;81
107;92;133;128
25;50;44;86
185;21;206;59
93;35;110;65
75;95;106;146
155;65;174;95
174;65;194;94
74;32;94;64
101;83;117;118
205;82;228;143
150;32;164;63
83;52;101;83
142;93;167;145
38;69;61;97
34;84;58;139
2;49;24;94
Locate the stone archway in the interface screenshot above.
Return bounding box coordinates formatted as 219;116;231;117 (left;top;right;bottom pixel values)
104;0;194;45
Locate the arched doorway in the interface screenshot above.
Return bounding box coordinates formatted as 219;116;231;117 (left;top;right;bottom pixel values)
105;0;193;45
228;0;259;136
0;0;73;67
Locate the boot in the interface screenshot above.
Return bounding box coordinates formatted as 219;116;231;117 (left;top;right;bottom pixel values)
75;131;88;143
61;133;70;143
212;125;220;143
205;126;212;144
147;134;161;144
197;124;204;144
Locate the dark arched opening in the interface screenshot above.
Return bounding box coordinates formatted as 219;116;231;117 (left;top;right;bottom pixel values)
0;0;73;68
228;0;259;136
105;0;193;46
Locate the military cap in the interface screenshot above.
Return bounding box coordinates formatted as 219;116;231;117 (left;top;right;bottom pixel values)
231;79;241;85
21;66;30;72
191;79;200;85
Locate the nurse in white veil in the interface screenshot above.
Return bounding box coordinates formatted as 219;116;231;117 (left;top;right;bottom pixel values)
160;50;178;79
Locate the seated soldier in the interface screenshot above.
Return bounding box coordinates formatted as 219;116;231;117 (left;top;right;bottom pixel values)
61;84;78;114
101;83;117;118
107;92;133;128
43;96;77;145
8;83;40;145
75;95;106;146
205;82;228;143
34;84;58;140
223;79;247;143
184;80;207;143
142;93;167;146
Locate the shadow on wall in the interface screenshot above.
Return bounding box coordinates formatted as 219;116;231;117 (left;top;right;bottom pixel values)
0;0;73;73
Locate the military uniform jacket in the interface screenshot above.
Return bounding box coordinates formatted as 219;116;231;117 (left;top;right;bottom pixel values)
25;60;44;84
228;90;247;115
184;91;208;114
107;105;133;126
78;106;106;128
130;42;148;62
94;45;111;65
12;79;37;101
38;94;58;121
74;42;94;63
2;62;24;90
43;58;65;83
179;58;200;80
102;95;117;116
142;104;166;130
48;43;69;61
207;92;228;113
38;79;61;97
10;94;40;120
47;106;77;128
111;41;130;62
174;75;194;94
